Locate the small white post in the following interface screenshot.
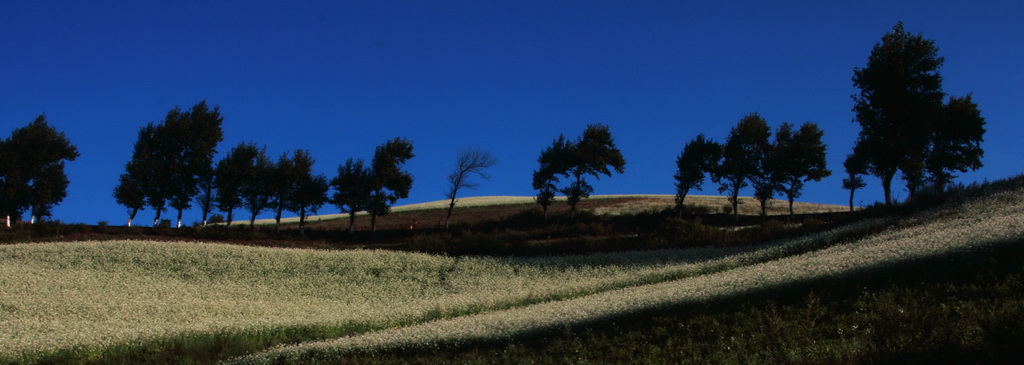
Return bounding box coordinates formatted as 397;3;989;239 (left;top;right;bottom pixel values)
4;215;9;228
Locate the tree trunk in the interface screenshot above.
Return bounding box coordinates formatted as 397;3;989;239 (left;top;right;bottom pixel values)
5;215;9;229
128;207;139;227
759;198;768;218
226;209;234;227
249;212;257;230
348;211;356;234
677;189;689;218
154;209;163;227
882;171;895;205
30;215;36;224
274;206;284;232
176;209;183;228
371;213;377;233
445;198;456;230
299;207;307;233
788;195;795;220
849;188;856;212
731;186;740;223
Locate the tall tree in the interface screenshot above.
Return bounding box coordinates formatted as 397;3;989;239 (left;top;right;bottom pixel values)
239;145;272;228
268;152;296;231
331;158;374;233
163;102;224;228
773;122;831;218
443;147;496;229
927;94;985;192
851;21;945;205
842;154;867;212
551;124;626;218
673;134;721;216
284;149;329;232
0;139;24;228
215;142;261;226
2;115;79;225
533;135;570;220
124;123;170;226
113;171;146;227
187;101;224;227
367;138;415;232
713;113;771;222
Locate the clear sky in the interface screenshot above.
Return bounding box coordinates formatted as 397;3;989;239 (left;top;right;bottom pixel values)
2;1;1021;225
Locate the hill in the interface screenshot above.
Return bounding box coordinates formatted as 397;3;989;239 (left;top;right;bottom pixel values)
1;180;1020;363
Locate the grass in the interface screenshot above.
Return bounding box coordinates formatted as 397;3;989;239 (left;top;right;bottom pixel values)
232;181;1024;363
2;179;1021;363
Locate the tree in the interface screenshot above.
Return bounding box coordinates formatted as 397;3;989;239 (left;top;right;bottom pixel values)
239;145;272;228
851;22;945;205
284;149;329;232
0;139;23;228
1;115;79;225
538;124;626;219
673;134;721;216
161;102;224;228
331;158;374;233
927;94;985;192
773;122;831;218
713;113;771;222
842;154;867;212
124;123;170;226
367;138;415;232
533;135;570;220
443;147;496;229
268;152;296;231
215;142;262;226
113;172;146;227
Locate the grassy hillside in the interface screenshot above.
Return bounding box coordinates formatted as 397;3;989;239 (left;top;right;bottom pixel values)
0;180;1021;363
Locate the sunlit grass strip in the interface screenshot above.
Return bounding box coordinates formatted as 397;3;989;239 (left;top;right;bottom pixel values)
232;188;1024;364
250;194;848;225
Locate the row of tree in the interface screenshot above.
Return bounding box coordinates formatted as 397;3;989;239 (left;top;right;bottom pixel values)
112;101;422;232
0;115;79;227
674;115;830;220
529;23;985;221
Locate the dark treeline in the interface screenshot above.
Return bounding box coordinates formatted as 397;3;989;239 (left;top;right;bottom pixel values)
1;22;987;230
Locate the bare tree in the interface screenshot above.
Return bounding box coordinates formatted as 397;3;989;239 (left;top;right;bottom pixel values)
444;147;496;229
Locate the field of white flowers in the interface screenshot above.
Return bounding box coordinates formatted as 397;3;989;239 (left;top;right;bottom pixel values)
1;185;1020;363
234;186;1024;363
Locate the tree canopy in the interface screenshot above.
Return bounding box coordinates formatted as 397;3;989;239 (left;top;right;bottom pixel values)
1;115;79;226
713;113;771;221
534;124;626;218
674;134;721;215
851;22;945;204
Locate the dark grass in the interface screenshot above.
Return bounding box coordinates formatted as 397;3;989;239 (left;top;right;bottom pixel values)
302;238;1024;364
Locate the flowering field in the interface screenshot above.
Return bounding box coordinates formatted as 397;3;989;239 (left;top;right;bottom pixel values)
235;185;1024;363
1;185;1021;363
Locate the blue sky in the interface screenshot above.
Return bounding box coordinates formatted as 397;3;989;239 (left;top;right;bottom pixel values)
2;1;1021;225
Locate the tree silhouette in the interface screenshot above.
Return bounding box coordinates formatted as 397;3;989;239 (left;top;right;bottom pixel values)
851;22;945;205
214;142;260;226
673;134;721;216
367;138;414;232
533;135;570;220
331;158;374;233
2;115;79;226
773;122;831;218
444;147;496;229
713;113;770;222
842;154;867;212
284;150;329;232
534;125;625;219
239;145;272;228
927;94;985;192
